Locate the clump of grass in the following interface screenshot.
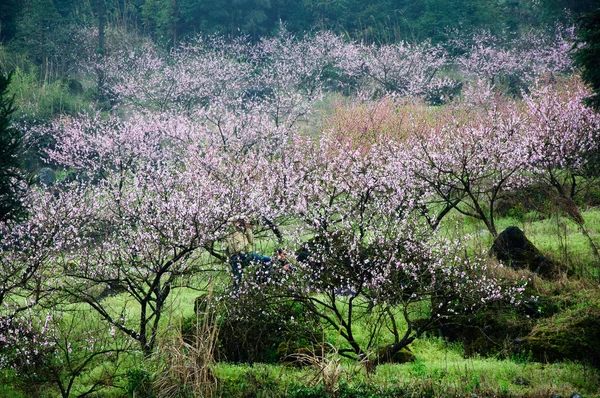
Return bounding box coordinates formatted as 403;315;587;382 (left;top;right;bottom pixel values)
289;343;352;395
153;291;219;397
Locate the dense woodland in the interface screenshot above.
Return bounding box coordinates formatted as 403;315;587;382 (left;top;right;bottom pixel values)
2;0;597;43
0;0;597;56
1;1;600;397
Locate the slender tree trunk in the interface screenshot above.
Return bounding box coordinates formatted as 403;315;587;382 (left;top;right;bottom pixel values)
172;0;177;47
97;0;106;102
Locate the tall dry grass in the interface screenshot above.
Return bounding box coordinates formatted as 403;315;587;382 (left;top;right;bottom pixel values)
153;292;219;397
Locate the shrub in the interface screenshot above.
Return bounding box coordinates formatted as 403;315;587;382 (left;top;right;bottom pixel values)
183;289;322;364
125;369;155;398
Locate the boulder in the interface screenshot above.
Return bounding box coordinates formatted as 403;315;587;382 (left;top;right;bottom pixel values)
376;345;416;364
37;167;56;187
490;226;558;278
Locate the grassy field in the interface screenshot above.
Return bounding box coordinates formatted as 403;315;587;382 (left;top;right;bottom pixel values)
213;345;599;397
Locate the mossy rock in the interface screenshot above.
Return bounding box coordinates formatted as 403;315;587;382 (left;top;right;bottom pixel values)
522;305;600;366
376;345;416;364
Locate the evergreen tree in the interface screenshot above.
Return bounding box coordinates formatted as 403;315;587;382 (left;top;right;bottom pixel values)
574;1;600;110
0;72;24;222
0;0;22;42
541;0;596;24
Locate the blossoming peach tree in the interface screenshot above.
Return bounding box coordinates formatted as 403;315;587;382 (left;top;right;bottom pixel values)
235;132;523;367
41;110;271;356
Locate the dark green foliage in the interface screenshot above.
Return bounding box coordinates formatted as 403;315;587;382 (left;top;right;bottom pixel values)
176;0;273;42
581;180;600;206
440;301;536;358
412;0;501;42
0;71;24;222
184;290;321;364
141;0;179;46
440;282;600;369
0;0;22;42
0;370;29;398
268;0;312;34
125;369;155;398
542;0;596;24
217;294;321;364
13;0;86;76
574;1;600;110
0;0;592;54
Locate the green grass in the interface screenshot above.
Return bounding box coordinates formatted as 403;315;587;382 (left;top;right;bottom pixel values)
210;339;600;397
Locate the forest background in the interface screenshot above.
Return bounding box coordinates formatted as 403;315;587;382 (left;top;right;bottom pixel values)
0;0;595;58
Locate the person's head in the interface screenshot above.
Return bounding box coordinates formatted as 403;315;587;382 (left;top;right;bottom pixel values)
232;216;249;230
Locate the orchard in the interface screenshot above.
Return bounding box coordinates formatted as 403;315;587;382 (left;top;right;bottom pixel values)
1;21;600;397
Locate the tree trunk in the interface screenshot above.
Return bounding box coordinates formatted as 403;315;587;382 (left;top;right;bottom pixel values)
97;0;106;102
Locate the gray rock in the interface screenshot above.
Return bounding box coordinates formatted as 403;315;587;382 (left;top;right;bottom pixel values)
37;167;56;187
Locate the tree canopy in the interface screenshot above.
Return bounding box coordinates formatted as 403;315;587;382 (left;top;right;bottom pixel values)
574;1;600;110
1;0;596;49
0;72;24;222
